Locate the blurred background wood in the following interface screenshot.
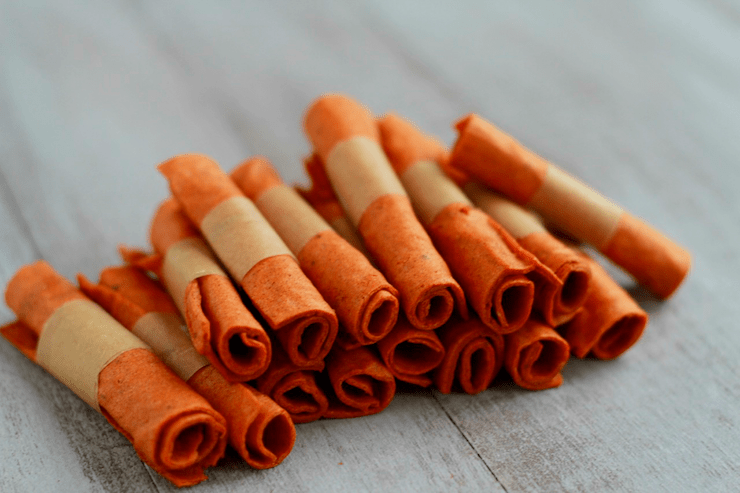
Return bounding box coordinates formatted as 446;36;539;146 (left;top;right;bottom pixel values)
1;1;738;491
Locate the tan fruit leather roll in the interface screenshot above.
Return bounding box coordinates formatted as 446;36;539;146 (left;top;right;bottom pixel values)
449;114;691;299
1;261;227;487
376;316;446;387
78;266;295;469
231;156;399;349
296;153;370;256
433;315;505;394
453;175;592;326
560;255;648;359
378;114;541;333
123;198;271;382
254;341;328;424
159;154;338;366
304;95;466;330
503;318;570;391
323;344;396;419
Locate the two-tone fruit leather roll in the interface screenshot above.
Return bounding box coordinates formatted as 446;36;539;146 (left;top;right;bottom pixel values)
440;165;592;327
253;340;329;424
230;156;399;350
121;198;271;382
78;265;295;469
1;261;227;487
376;315;446;387
296;153;369;255
559;254;648;359
378;113;547;334
159;154;338;366
304;94;466;331
449;114;691;299
503;318;571;391
322;344;396;419
433;315;505;394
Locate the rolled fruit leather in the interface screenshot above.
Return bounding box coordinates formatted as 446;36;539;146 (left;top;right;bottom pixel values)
120;198;271;382
376;315;446;387
433;314;505;395
254;340;328;424
378;113;550;334
230;156;399;349
304;94;466;331
322;344;396;419
440;163;592;327
78;265;295;469
504;317;570;391
159;154;338;367
1;261;227;487
449;114;691;299
559;254;648;359
296;153;369;255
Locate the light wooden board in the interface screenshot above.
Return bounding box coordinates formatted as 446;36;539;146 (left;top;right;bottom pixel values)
1;0;738;491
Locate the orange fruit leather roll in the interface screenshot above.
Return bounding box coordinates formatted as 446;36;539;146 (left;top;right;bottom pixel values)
122;198;271;382
1;261;227;487
559;255;648;359
159;154;338;366
378;113;544;334
322;344;396;419
77;266;295;469
449;114;691;299
503;318;571;391
304;94;466;331
230;156;399;350
376;316;446;387
296;153;370;256
443;167;593;326
433;315;505;394
254;341;328;424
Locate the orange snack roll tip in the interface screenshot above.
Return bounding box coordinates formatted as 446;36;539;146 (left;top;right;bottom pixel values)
129;198;272;382
559;255;648;359
159;154;338;366
451;114;549;205
254;342;328;424
304;95;465;331
450;113;690;299
232;156;400;349
503;318;570;391
379;113;540;334
77;266;295;469
2;261;227;487
433;315;505;394
304;94;380;160
298;153;338;204
376;316;446;387
461;183;592;326
323;344;396;419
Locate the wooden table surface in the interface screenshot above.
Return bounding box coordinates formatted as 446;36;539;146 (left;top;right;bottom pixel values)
1;1;738;492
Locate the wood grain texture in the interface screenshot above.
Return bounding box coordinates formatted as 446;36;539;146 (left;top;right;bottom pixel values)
1;0;738;491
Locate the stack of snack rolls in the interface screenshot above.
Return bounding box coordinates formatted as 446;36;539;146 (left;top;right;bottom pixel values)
1;94;690;486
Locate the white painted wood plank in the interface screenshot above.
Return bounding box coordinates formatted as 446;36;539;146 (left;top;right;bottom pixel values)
131;0;464;184
0;0;251;280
